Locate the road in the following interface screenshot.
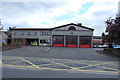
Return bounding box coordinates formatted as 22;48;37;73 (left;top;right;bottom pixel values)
2;46;118;61
2;67;118;78
2;46;119;78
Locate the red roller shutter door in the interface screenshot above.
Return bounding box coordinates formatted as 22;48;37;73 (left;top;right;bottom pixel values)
52;35;64;47
66;35;78;48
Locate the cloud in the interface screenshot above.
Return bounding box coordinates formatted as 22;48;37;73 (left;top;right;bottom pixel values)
1;0;119;36
73;0;118;35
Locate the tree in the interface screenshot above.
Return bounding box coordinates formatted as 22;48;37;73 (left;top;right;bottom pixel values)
7;26;16;31
104;13;120;46
102;32;105;43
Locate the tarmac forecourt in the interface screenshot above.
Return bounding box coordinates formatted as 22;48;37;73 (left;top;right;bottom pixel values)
1;56;119;74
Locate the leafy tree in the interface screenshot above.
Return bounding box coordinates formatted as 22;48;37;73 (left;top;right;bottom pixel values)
8;26;16;31
104;13;120;46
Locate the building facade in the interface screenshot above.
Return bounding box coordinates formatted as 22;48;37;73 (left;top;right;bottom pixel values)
0;31;8;46
11;23;94;48
92;36;104;47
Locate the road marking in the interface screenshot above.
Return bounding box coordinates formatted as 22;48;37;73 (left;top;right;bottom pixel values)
19;57;40;68
37;64;53;67
44;47;50;51
118;70;120;73
3;61;25;64
2;64;34;68
97;65;118;71
1;64;118;74
72;62;117;70
2;56;119;74
42;58;74;69
3;56;119;63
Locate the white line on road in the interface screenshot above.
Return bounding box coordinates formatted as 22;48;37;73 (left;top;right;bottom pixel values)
44;47;50;52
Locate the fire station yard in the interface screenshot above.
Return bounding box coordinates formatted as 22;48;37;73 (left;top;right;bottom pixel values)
2;46;119;77
2;56;119;75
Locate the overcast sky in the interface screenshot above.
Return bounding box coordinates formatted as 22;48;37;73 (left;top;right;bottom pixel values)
1;0;119;36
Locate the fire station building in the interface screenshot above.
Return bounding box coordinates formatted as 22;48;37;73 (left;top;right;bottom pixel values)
11;23;94;48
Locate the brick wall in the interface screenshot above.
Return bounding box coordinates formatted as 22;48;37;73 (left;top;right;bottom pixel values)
11;38;26;46
2;44;21;51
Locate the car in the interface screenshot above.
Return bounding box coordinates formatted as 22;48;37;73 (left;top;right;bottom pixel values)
113;45;120;49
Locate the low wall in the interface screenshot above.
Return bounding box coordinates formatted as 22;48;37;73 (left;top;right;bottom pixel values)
103;48;120;57
2;44;21;51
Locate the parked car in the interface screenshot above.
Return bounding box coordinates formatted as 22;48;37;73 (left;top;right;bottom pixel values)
113;45;120;49
93;45;108;48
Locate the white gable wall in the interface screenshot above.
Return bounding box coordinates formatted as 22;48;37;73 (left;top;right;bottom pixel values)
53;25;90;31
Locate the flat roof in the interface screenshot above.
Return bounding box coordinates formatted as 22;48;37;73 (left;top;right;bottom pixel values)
11;28;51;30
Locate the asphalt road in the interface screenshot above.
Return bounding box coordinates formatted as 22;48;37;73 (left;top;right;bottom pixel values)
2;46;118;61
2;46;119;78
2;67;118;78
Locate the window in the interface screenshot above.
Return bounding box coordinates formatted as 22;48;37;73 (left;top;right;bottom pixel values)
40;40;50;44
40;32;43;35
40;32;50;36
68;26;76;30
14;39;22;43
47;32;50;35
14;31;17;35
44;32;47;35
21;32;24;35
28;32;30;35
34;32;37;35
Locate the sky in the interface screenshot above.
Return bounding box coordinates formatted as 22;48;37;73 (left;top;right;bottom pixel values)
1;0;119;36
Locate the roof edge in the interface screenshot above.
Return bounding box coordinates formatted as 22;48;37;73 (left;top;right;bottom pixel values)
10;23;94;31
52;23;94;31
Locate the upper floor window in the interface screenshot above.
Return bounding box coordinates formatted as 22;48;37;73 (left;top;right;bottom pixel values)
34;32;38;35
40;32;50;36
28;32;30;35
68;26;76;30
14;31;17;35
21;32;24;35
47;32;50;35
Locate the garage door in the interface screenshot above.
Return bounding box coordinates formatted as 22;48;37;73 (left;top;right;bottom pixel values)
66;35;78;48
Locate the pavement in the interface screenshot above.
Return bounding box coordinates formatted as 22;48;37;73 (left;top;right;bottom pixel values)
1;46;120;78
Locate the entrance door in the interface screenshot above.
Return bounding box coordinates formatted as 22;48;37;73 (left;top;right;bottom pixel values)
66;35;78;47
